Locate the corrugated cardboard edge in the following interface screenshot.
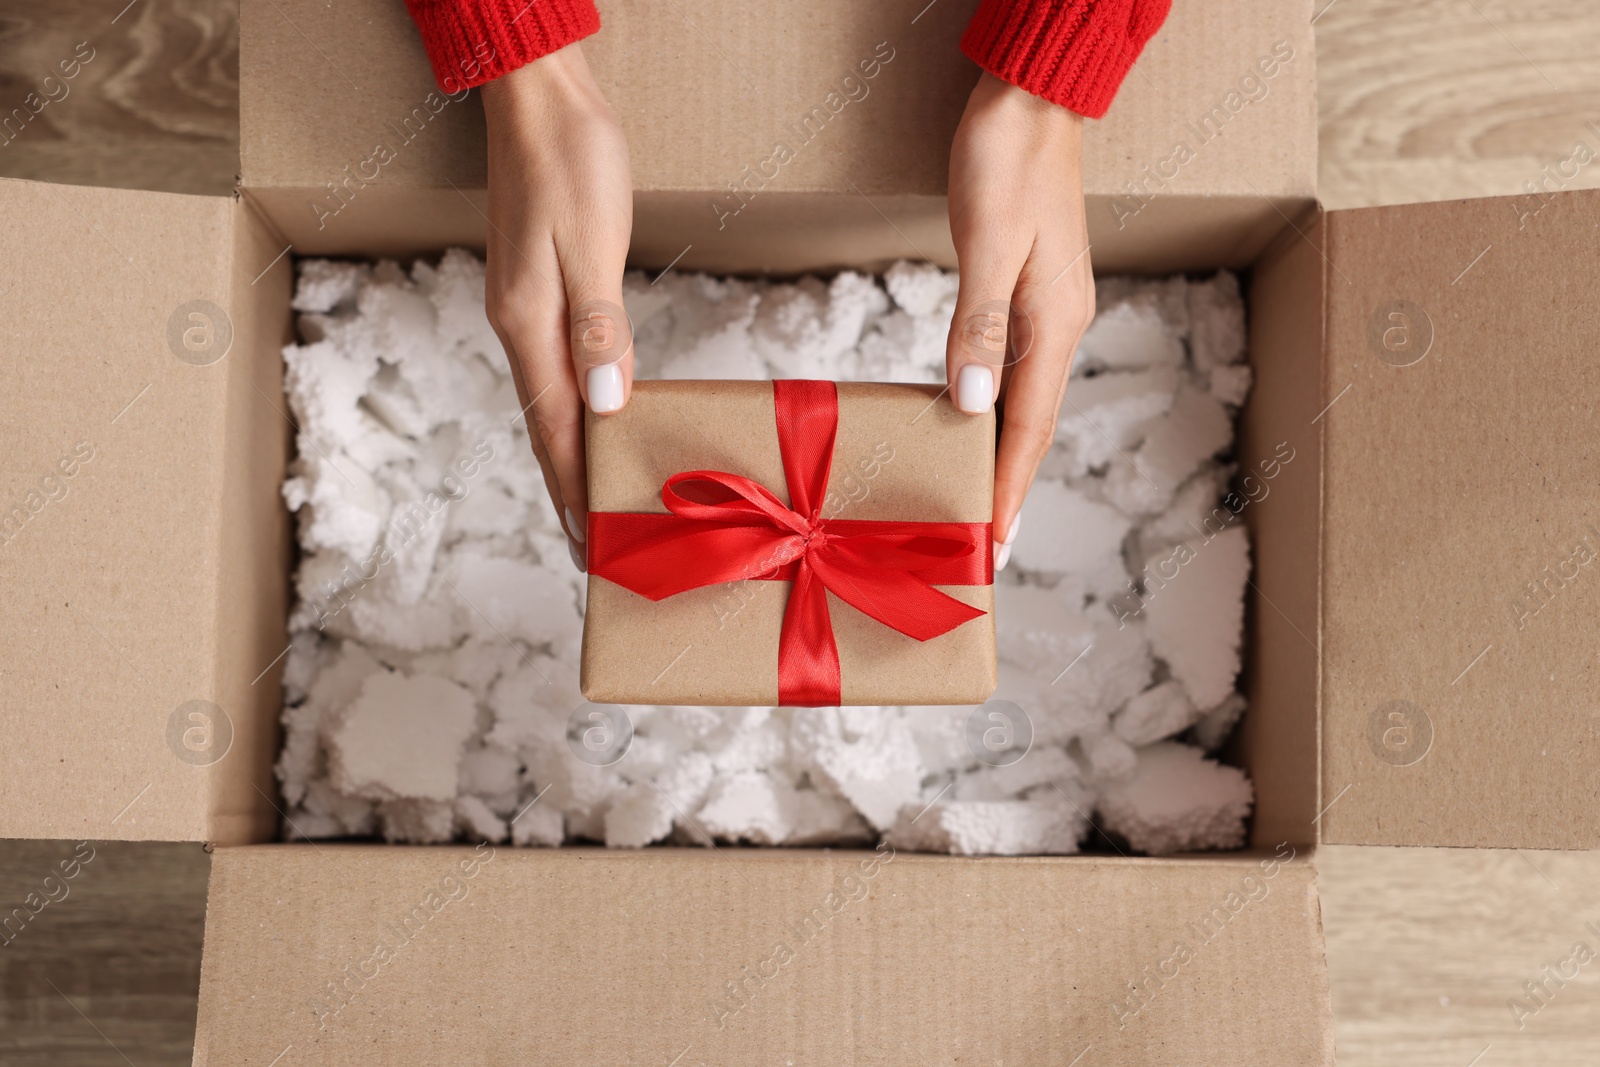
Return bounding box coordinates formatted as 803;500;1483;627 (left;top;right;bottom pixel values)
1304;845;1338;1063
204;196;294;845
1240;205;1326;850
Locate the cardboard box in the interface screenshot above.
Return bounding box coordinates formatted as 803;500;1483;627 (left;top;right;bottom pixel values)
5;0;1596;1062
582;380;997;706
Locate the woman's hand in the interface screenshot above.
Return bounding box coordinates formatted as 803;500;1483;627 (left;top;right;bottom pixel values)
945;72;1094;571
482;43;633;570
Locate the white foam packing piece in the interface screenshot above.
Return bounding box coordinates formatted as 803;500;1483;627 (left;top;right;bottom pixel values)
1140;526;1250;710
994;582;1094;676
1099;384;1233;517
1096;742;1253;854
654;276;767;380
1054;367;1180;478
377;798;456;844
785;788;874;845
1187;272;1247;372
886;792;1090;855
276;639;377;806
1141;464;1235;552
1192;693;1248;753
510;801;564;847
953;744;1083;801
1113;679;1200;747
301;779;375;837
459;743;521;800
694;771;871;846
1009;480;1130;580
1077;726;1138;784
1209;363;1253;407
603;782;678;849
448;545;583;648
276;254;1256;857
1091;276;1191;342
292;258;369;314
884;259;958;317
1075;296;1186;372
283;446;390;562
992;591;1154;748
696;771;797;844
455;794;508;843
792;707;924;832
325;670;479;802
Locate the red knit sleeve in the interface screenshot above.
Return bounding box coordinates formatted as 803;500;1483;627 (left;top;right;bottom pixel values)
961;0;1171;119
404;0;601;92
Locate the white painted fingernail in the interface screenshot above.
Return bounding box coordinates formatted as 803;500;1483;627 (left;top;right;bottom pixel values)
568;537;587;573
956;364;994;414
993;515;1020;572
587;364;624;414
565;506;585;543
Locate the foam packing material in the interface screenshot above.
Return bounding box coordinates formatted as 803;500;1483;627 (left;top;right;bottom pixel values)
276;252;1253;855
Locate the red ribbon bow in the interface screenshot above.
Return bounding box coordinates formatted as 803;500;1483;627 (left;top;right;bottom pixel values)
588;380;992;706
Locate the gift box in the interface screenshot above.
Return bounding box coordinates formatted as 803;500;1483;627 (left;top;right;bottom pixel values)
582;379;998;706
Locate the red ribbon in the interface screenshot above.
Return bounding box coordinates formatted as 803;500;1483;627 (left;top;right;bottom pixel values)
588;380;992;706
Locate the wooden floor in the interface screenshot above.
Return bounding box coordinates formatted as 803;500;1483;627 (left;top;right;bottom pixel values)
4;1;1600;1064
0;0;237;196
1320;844;1600;1066
0;842;209;1067
1316;0;1600;210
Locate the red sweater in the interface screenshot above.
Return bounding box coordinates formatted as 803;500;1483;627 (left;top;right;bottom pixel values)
405;0;1169;119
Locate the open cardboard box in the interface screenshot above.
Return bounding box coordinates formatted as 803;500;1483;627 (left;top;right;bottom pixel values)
3;0;1596;1062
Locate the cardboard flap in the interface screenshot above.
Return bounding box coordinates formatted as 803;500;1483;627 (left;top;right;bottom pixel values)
193;845;1331;1065
239;0;1314;271
0;179;290;844
1319;188;1600;848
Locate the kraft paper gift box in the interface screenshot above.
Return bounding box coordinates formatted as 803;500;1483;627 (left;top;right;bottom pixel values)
581;379;998;706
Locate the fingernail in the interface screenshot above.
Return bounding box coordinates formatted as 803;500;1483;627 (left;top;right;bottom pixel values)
568;536;587;573
993;515;1020;572
565;506;585;543
956;364;994;414
587;364;624;414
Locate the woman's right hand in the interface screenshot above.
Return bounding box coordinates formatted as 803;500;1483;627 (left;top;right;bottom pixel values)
481;42;633;571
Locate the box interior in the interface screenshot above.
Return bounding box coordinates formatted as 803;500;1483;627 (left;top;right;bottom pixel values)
0;175;1329;851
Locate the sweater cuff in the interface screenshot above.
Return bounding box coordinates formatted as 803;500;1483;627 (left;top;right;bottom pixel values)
404;0;602;93
960;0;1170;119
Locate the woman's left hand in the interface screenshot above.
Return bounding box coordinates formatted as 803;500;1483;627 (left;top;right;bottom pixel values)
945;72;1095;571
